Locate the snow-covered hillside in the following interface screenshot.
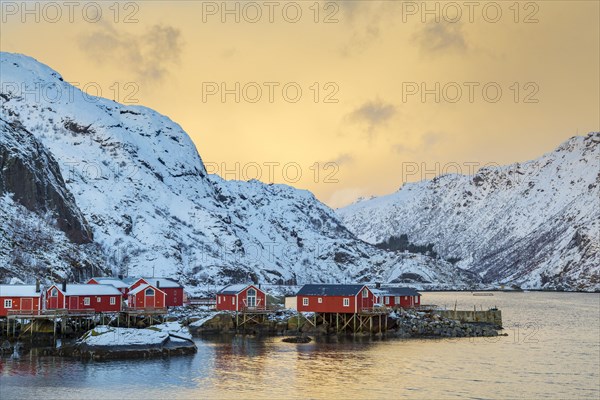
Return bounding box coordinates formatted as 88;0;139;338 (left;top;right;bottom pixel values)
338;134;600;291
0;118;104;280
0;52;473;288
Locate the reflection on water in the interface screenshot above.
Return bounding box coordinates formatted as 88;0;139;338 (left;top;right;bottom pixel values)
1;292;598;399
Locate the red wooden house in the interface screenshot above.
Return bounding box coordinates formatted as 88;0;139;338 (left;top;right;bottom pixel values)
296;284;376;313
0;285;42;317
124;277;184;307
46;283;122;313
216;284;267;311
127;284;166;310
376;287;421;308
87;277;129;298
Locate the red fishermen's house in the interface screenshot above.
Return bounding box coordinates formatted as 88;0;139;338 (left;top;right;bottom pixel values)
296;284;376;313
0;285;42;317
45;283;122;313
124;277;184;307
127;284;166;310
377;287;421;308
216;284;267;311
87;277;129;298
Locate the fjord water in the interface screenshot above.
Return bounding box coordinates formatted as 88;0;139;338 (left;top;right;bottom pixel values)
1;292;598;400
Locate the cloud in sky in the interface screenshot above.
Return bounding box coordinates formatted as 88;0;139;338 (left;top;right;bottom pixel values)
412;22;467;55
79;24;182;83
394;131;445;154
348;100;397;138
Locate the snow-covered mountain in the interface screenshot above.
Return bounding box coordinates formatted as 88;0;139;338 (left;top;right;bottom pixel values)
0;52;474;288
338;133;600;291
0;119;104;280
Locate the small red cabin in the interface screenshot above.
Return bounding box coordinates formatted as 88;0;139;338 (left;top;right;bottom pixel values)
296;284;376;313
46;283;122;313
125;277;184;307
216;284;267;311
127;284;166;310
376;287;421;308
0;285;42;317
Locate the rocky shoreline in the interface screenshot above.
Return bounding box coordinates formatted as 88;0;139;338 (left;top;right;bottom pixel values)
182;308;502;339
1;308;503;359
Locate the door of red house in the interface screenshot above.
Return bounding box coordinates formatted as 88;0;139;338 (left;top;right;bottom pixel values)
21;298;33;311
69;296;78;310
145;294;155;308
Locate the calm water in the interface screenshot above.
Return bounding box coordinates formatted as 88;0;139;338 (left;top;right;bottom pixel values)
1;292;599;399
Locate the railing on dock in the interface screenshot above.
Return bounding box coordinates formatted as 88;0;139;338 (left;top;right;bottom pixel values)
123;307;168;315
186;298;216;307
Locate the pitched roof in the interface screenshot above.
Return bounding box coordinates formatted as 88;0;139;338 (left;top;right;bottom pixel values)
89;277;128;289
141;277;182;288
50;284;122;296
377;287;421;296
122;277;146;285
217;284;258;295
296;284;366;296
0;285;40;297
128;284;165;296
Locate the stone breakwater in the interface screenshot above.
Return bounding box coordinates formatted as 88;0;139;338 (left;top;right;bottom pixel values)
390;310;501;338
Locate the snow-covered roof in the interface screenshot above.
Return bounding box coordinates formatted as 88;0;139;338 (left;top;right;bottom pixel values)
217;284;258;295
376;287;421;296
89;277;128;288
128;284;165;296
50;284;122;296
296;284;366;296
122;277;146;285
141;277;182;288
0;285;41;297
120;277;182;288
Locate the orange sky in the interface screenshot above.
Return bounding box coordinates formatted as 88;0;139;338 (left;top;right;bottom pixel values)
1;1;599;207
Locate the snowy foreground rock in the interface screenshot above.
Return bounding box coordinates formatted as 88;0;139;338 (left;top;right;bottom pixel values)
59;323;196;360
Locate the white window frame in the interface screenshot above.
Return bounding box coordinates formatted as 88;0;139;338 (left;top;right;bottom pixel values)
318;297;322;304
145;288;155;296
83;297;90;306
97;297;101;303
404;296;408;300
362;288;369;298
218;296;221;304
51;288;58;297
110;297;116;305
232;297;236;305
385;296;390;305
4;299;12;308
303;297;309;306
343;298;350;307
395;296;400;304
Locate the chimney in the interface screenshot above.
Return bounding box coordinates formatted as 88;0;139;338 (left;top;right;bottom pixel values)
62;280;67;292
35;279;41;293
118;274;123;280
259;283;262;290
376;282;381;289
156;280;160;289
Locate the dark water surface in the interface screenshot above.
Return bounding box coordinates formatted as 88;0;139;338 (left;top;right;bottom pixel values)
1;292;599;399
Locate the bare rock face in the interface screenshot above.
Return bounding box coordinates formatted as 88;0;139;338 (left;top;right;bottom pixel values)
0;118;93;244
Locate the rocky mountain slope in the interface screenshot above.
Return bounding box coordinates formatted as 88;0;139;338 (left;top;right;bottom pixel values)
338;133;600;291
0;52;473;288
0;118;104;281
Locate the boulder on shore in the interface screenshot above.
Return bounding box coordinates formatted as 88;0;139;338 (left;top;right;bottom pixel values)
59;323;196;360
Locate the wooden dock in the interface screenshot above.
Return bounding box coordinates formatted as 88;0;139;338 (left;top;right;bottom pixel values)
1;307;169;341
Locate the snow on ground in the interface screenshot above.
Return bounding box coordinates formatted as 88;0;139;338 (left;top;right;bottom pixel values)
80;325;168;347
